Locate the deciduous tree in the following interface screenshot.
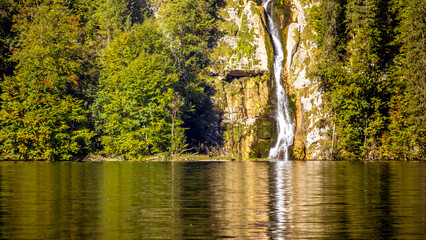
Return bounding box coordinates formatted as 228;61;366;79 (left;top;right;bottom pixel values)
0;1;92;160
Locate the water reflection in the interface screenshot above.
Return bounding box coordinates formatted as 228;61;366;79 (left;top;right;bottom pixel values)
279;161;426;239
269;161;291;239
208;161;270;239
0;161;425;239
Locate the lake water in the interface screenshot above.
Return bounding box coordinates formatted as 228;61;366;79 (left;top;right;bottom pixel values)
0;161;425;239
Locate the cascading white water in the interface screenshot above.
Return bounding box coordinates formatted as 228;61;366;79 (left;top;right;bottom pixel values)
263;0;295;161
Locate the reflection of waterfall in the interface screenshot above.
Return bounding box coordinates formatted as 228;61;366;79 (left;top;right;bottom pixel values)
270;161;290;239
263;0;295;160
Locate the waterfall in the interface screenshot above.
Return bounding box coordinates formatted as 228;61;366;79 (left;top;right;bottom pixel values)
262;0;295;161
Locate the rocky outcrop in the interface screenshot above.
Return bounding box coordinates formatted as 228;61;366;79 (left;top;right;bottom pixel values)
224;69;264;82
281;1;329;160
286;23;299;72
211;0;330;159
211;0;275;158
212;0;270;76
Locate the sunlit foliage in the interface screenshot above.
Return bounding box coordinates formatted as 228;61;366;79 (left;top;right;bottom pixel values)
310;0;424;160
0;1;92;160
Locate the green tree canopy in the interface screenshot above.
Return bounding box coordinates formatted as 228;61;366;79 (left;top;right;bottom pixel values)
0;1;92;160
92;24;186;159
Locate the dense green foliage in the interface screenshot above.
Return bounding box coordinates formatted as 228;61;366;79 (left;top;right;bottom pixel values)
0;0;16;81
310;0;425;160
0;1;92;160
0;0;423;160
0;0;221;160
92;23;185;158
159;0;223;150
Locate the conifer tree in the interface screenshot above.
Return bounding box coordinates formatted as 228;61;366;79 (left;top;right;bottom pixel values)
339;0;390;159
402;0;425;156
316;0;347;61
312;0;395;159
309;0;348;158
385;0;425;159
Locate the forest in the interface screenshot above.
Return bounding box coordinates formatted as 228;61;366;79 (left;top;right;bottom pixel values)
0;0;424;160
308;0;425;160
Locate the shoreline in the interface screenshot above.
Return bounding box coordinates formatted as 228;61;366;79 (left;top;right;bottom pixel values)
82;154;270;162
1;154;423;162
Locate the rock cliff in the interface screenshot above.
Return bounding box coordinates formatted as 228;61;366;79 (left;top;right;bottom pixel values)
280;0;329;160
211;0;329;159
211;0;276;158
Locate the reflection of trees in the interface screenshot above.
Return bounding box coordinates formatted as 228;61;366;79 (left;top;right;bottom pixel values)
208;162;271;239
1;162;425;239
0;162;271;239
0;162;103;239
98;162;184;239
284;161;426;239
